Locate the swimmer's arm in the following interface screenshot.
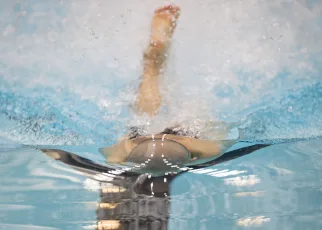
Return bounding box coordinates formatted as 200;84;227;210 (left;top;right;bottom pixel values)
188;139;223;165
189;139;237;165
99;136;149;163
99;140;135;163
135;44;166;116
169;135;236;165
135;6;180;116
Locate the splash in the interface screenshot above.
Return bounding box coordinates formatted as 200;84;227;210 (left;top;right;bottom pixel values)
0;0;321;144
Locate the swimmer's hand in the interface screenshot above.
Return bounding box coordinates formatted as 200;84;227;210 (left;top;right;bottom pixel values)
150;5;180;44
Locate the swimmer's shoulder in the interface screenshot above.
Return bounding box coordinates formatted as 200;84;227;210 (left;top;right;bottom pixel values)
163;134;236;161
101;133;236;164
100;136;149;163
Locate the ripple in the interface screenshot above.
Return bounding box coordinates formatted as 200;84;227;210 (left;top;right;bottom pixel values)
236;216;271;227
0;204;35;211
0;223;58;230
224;175;261;187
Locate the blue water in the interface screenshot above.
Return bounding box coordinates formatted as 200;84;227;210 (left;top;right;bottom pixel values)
1;139;322;229
1;0;322;229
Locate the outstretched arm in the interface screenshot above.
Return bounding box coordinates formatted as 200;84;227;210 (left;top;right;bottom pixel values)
135;5;180;116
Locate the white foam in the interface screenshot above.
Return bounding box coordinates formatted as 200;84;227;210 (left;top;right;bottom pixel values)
0;0;321;144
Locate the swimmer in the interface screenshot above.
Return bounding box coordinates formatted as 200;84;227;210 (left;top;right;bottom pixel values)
100;5;240;171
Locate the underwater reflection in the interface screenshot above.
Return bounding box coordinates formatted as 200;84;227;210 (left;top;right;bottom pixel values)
40;143;269;229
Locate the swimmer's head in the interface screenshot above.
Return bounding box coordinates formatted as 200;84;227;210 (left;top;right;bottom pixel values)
124;137;190;176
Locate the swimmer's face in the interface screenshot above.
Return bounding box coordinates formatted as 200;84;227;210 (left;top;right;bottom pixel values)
124;138;190;176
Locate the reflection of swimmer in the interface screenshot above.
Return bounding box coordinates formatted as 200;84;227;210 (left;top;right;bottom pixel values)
100;5;240;172
41;148;174;229
40;144;270;229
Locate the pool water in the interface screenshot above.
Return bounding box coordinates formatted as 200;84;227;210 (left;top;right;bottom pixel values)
1;0;322;229
1;139;322;230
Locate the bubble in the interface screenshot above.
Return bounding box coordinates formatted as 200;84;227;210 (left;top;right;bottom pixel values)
0;0;321;145
288;106;293;112
89;29;95;36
